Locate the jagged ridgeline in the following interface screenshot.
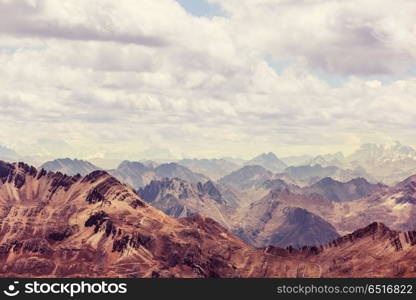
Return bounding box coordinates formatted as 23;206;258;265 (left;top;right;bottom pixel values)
2;161;416;277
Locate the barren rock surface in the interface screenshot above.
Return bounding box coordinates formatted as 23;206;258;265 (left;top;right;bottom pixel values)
1;161;416;278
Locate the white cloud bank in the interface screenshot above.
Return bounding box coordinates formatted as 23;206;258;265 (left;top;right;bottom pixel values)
0;0;415;160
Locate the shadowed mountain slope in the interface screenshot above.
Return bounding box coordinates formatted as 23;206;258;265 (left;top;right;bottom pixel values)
137;178;240;228
109;161;209;190
303;177;386;202
245;153;287;173
2;161;416;278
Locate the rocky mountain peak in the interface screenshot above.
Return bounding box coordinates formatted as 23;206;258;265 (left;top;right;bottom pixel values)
41;158;101;176
397;174;416;188
316;177;337;185
117;160;149;171
263;152;278;159
352;222;395;237
329;222;397;248
261;179;289;191
350;142;416;164
347;177;369;184
0;161;38;188
137;177;236;226
81;170;111;183
220;165;273;190
197;180;225;205
263;206;340;248
305;176;385;203
245;152;287;172
0;160;13;181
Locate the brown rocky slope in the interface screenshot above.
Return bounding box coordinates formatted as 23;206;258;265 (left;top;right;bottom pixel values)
1;161;416;278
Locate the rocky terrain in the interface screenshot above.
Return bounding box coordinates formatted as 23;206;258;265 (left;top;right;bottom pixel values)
266;222;416;278
15;141;416;187
235;187;338;247
108;161;209;190
219;165;274;190
0;161;257;277
303;177;386;202
236;205;340;248
134;170;416;248
137;178;240;228
218;162;375;192
348;142;416;168
228;174;416;245
246;174;416;236
41;158;101;176
332;175;416;234
244;152;287;173
136;176;342;247
299;142;416;185
1;160;416;278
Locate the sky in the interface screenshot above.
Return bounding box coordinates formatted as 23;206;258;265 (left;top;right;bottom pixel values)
0;0;416;161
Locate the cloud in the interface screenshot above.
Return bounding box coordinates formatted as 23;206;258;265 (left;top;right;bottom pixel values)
0;0;415;159
0;0;167;46
211;0;416;75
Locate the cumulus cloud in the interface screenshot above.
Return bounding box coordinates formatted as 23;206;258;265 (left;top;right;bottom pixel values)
0;0;170;46
211;0;416;75
0;0;415;160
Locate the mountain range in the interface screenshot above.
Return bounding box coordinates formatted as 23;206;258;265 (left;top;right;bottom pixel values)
0;161;253;277
7;141;416;186
108;161;209;190
244;152;287;173
3;141;416;255
282;164;374;186
303;177;386;203
236;203;341;248
306;152;346;168
240;174;416;238
2;160;416;277
137;178;239;228
41;158;101;176
219;165;274;190
132;170;399;250
176;158;239;180
30;147;416;249
0;145;20;162
304;142;416;184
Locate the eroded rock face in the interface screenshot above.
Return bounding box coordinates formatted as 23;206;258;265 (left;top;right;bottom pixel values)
0;161;13;182
238;174;416;244
108;161;209;190
0;161;263;278
236;196;340;248
268;207;340;248
137;178;238;228
2;161;416;278
332;175;416;234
